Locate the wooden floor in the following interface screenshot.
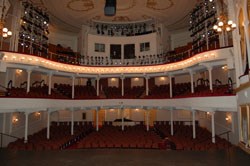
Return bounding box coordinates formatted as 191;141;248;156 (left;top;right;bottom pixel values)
1;147;250;166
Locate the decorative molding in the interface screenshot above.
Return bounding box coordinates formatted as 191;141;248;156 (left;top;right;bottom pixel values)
67;0;94;12
116;0;136;11
146;0;174;11
112;16;131;22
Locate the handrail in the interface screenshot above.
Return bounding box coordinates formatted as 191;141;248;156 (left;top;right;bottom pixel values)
0;132;21;148
195;130;232;145
0;84;7;90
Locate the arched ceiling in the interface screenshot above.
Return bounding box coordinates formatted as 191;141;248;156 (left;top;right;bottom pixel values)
31;0;197;33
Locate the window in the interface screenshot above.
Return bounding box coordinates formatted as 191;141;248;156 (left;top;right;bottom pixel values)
95;43;105;52
140;42;150;52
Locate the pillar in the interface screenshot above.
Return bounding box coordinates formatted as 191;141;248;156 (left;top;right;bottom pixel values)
190;71;194;93
170;109;174;136
192;110;196;139
26;70;31;93
169;75;173;98
96;77;100;96
121;77;124;96
72;77;75;99
145;76;149;96
211;112;215;143
48;74;52;95
24;112;29;143
208;67;213;91
47;111;51;139
71;110;74;135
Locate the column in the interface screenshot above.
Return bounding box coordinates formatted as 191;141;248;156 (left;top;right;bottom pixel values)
96;77;100;96
24;112;29;143
9;113;13;134
72;77;75;99
211;112;216;143
170;109;174;136
121;108;124;131
146;110;150;131
145;76;149;96
26;70;32;93
2;113;6;133
96;109;99;131
192;110;196;139
208;67;213;91
48;73;52;95
71;110;74;135
169;75;173;98
190;71;194;93
121;77;124;97
47;111;51;139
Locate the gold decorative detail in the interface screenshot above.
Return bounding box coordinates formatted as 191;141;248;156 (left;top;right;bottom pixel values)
116;0;136;11
146;0;174;10
141;15;153;19
67;0;94;12
92;15;101;20
112;16;130;22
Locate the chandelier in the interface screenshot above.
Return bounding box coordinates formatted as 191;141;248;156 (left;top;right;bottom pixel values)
212;0;236;32
0;0;12;38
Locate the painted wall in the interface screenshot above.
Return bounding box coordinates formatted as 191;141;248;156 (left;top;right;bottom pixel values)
108;78;119;87
131;77;144;87
49;30;78;52
87;33;158;58
155;76;168;86
170;30;192;50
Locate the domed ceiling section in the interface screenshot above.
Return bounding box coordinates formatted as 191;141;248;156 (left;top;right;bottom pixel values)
31;0;197;32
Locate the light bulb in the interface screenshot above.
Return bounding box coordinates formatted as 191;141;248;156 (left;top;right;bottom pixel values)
2;33;8;38
2;27;8;33
7;31;12;36
226;27;231;31
228;20;233;25
217;27;222;32
218;21;224;27
213;25;218;30
231;23;236;28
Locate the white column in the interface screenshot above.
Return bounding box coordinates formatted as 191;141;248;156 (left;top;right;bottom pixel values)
170;109;174;136
96;78;100;96
145;77;149;96
26;70;31;93
24;112;29;143
72;77;75;99
208;67;213;91
48;74;52;95
146;110;150;131
121;108;124;131
96;109;99;131
71;110;74;135
2;113;6;133
121;77;124;96
169;75;173;98
211;112;216;143
192;110;196;139
47;111;51;139
190;72;194;93
9;113;13;134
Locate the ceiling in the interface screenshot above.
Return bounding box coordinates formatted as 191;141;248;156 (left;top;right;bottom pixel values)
30;0;197;33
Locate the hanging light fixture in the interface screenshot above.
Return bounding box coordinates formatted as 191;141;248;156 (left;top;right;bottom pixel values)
0;0;12;38
213;0;236;33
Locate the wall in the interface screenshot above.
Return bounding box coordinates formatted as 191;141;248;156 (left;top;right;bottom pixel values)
87;33;158;58
131;77;144;87
49;29;78;52
0;111;47;147
50;110;93;122
155;77;168;86
170;30;192;50
108;78;119;87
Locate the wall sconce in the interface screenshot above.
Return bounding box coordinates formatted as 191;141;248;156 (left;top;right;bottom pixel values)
225;114;232;122
111;78;117;82
35;112;41;116
160;77;166;81
16;69;23;74
221;65;227;70
12;117;19;124
134;78;139;81
206;112;210;115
